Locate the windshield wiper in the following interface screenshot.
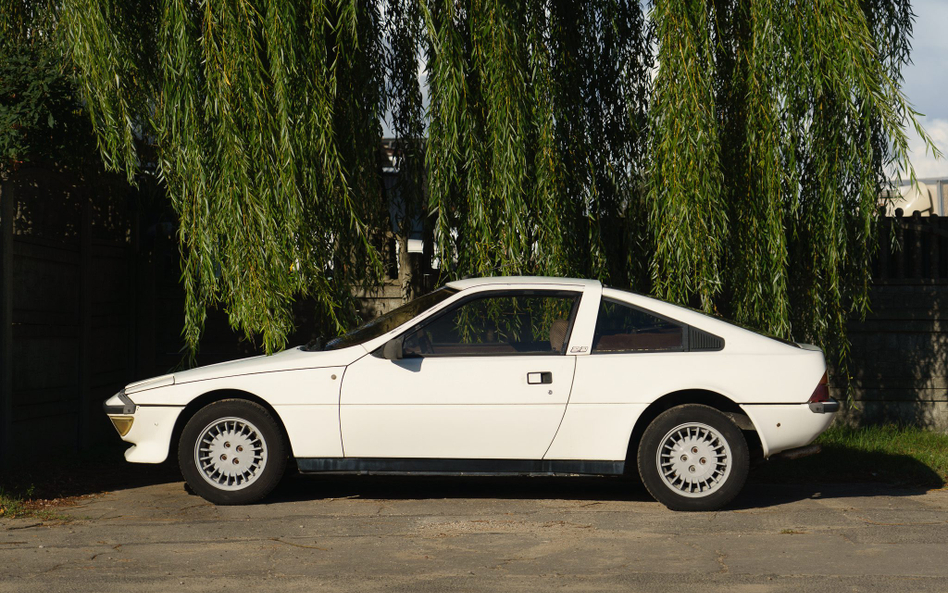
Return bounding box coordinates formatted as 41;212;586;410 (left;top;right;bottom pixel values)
302;336;325;352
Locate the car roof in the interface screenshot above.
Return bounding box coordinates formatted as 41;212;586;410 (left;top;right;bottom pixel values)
445;276;601;290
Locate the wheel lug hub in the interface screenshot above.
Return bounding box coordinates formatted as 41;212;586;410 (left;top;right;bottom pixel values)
196;417;269;492
658;423;733;498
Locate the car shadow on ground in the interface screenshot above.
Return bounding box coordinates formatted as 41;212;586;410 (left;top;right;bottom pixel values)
730;482;936;510
729;447;943;509
260;473;937;512
267;474;650;504
6;443;942;511
2;444;181;501
257;445;944;509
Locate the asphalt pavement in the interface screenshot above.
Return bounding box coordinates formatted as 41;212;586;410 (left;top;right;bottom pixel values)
2;474;948;592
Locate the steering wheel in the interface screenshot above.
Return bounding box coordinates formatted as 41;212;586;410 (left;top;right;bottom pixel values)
417;331;433;355
405;328;433;356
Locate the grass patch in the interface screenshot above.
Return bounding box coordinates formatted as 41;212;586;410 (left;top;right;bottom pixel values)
0;485;33;519
753;424;948;488
0;485;73;521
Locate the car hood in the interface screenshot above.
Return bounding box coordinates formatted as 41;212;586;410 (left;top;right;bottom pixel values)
126;345;367;394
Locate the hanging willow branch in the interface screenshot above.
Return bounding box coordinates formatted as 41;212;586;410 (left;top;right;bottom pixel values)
25;0;937;378
56;0;387;355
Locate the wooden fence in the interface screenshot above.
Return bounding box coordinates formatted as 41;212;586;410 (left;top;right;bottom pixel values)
876;209;948;283
0;169;137;465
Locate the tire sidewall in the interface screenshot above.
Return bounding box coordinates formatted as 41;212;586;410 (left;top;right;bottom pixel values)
638;404;749;512
178;399;287;505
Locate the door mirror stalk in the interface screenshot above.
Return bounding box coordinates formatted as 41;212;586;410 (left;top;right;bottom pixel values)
382;338;404;360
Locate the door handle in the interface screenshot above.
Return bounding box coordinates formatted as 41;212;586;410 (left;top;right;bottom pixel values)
527;372;553;385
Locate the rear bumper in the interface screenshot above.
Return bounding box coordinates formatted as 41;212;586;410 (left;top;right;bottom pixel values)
741;401;837;459
809;397;840;414
772;443;822;461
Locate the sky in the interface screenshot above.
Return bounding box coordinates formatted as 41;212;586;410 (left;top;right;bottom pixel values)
900;0;948;178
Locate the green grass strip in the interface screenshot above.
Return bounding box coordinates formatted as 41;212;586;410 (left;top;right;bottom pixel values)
754;424;948;488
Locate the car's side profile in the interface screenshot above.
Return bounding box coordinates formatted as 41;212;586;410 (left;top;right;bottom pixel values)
104;276;838;511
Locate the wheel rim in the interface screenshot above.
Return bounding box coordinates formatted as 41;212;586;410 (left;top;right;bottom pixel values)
656;422;732;498
193;416;268;491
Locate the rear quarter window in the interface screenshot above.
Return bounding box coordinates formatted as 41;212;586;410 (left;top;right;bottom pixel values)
592;299;684;353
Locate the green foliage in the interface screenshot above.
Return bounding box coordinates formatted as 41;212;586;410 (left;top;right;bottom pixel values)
425;0;652;283
13;0;937;380
0;8;96;176
58;0;388;354
648;0;725;312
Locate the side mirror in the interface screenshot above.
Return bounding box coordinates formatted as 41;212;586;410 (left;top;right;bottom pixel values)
381;338;403;360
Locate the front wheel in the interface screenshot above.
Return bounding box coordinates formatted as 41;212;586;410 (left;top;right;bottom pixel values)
637;404;749;511
178;399;287;505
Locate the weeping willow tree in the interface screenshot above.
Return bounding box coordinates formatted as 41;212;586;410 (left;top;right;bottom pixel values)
53;0;390;354
6;0;934;380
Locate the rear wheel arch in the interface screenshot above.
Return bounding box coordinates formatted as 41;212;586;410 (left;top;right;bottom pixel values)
637;404;750;510
625;389;763;472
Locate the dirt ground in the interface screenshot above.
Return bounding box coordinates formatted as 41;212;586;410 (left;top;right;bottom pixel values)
2;473;948;592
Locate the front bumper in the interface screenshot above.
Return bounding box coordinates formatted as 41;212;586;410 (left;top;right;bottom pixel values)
104;390;138;436
103;390;184;463
103;389;137;415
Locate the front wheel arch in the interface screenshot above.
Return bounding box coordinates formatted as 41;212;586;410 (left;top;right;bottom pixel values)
170;389;294;463
178;398;288;504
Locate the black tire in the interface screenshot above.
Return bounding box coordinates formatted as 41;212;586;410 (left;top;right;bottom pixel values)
637;404;749;511
178;399;287;505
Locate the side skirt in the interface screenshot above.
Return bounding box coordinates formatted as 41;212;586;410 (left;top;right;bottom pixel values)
296;458;626;477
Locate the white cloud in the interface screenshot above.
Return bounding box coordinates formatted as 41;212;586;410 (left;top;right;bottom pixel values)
906;116;948;179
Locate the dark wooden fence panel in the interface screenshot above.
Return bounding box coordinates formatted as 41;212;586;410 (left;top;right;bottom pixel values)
875;210;948;283
848;210;948;430
846;284;948;429
0;169;137;464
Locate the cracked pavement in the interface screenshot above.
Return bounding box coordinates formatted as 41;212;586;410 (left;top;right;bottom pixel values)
2;475;948;592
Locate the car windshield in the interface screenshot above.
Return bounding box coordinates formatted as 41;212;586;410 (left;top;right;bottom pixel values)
320;287;459;351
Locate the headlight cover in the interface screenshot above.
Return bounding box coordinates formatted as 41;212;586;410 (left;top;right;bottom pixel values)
103;389;137;415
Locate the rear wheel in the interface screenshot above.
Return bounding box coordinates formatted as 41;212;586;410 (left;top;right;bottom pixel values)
637;404;749;511
178;399;287;505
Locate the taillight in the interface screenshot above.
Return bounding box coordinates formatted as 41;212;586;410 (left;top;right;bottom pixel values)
808;371;830;403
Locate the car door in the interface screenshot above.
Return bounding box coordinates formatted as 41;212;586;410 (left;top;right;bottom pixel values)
339;289;582;460
545;296;692;461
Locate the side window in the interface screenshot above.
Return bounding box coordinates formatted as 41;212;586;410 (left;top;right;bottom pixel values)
592;299;683;353
403;292;579;357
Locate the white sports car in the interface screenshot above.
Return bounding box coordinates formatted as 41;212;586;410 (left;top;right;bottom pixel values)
104;276;838;511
